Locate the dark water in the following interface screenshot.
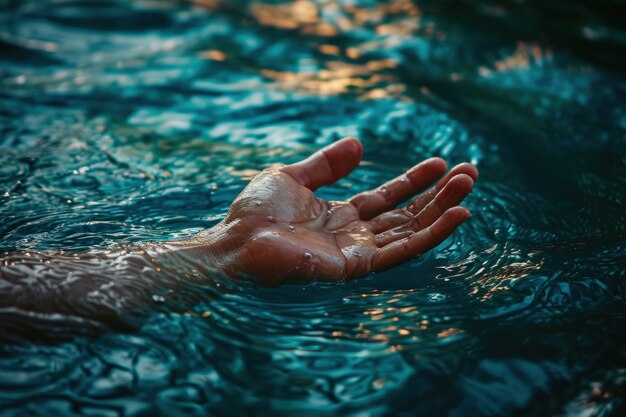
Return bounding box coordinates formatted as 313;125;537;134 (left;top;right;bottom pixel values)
1;0;625;416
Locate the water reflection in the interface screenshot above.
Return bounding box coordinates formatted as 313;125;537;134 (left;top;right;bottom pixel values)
260;60;408;99
1;0;625;416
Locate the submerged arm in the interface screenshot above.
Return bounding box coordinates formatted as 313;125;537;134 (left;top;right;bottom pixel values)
0;137;478;338
0;231;231;337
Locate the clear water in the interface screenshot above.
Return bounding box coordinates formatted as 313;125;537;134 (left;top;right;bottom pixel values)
1;0;625;416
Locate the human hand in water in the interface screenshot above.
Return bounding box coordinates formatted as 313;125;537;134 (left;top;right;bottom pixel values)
206;137;478;286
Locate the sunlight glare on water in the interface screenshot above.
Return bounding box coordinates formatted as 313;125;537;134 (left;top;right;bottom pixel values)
0;0;625;416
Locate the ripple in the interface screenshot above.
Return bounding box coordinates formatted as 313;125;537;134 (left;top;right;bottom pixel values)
1;0;625;416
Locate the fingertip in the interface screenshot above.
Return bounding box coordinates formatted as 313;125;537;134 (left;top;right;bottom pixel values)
446;206;471;221
458;205;471;217
421;156;447;168
428;157;448;176
282;137;363;190
448;173;475;191
346;136;363;153
471;165;479;180
335;136;363;160
455;162;479;181
321;137;363;184
331;137;363;165
407;157;447;180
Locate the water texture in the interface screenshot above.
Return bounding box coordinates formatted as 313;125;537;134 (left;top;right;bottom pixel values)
0;0;625;416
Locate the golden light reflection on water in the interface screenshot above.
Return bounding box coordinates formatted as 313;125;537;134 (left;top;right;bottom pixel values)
469;259;543;302
480;41;552;77
442;243;544;302
188;0;434;100
494;42;546;73
245;0;423;36
187;1;545;101
248;0;424;99
249;0;338;36
330;290;469;352
259;60;408;100
189;0;220;9
198;49;227;61
5;0;551;100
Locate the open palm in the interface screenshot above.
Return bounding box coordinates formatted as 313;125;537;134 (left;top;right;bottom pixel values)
217;137;478;285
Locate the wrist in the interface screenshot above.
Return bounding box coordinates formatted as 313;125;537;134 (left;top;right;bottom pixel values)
147;222;239;280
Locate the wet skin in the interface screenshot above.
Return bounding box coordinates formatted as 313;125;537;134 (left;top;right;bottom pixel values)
0;137;478;324
183;137;478;286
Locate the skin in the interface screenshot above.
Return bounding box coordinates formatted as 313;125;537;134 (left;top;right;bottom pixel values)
0;137;478;327
181;136;478;286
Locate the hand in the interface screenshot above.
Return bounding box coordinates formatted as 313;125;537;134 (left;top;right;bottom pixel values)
206;137;478;286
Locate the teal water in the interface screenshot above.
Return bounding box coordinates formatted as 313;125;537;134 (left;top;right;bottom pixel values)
0;0;625;416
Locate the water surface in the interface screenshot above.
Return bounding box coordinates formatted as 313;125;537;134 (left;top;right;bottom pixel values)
0;0;625;416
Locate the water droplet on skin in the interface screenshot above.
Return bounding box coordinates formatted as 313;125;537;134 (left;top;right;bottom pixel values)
267;216;276;223
288;225;295;231
303;252;312;260
380;186;389;196
327;210;332;216
400;178;407;183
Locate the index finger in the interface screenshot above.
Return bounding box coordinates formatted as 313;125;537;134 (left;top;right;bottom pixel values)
349;158;448;220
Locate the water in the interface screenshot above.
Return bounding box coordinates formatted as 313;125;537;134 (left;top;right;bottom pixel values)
0;0;625;415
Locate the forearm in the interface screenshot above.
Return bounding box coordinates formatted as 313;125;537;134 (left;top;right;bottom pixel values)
0;225;233;328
